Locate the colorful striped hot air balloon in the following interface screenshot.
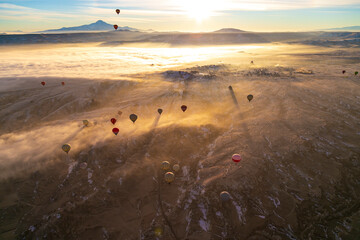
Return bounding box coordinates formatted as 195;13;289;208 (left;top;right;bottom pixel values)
164;172;175;184
62;144;71;154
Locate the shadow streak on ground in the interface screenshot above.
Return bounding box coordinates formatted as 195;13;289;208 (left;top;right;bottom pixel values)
228;85;254;146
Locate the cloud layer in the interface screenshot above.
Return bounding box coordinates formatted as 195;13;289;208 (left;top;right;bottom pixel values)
0;1;359;33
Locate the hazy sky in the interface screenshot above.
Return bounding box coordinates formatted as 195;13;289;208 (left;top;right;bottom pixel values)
0;0;359;32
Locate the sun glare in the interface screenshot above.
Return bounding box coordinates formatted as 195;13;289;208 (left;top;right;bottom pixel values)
174;0;218;22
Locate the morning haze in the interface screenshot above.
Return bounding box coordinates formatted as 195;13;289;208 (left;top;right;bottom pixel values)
0;0;359;239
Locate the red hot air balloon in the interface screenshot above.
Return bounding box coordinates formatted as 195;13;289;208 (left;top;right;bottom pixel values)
61;82;65;86
41;81;46;86
116;9;120;14
232;154;242;163
111;118;117;125
342;70;346;74
181;105;187;112
113;25;118;30
112;128;119;135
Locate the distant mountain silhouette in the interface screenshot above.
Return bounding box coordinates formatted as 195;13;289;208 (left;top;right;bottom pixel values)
324;26;360;31
41;20;138;32
214;28;246;33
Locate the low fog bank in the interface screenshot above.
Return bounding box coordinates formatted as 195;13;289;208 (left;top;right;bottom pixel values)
1;45;360;239
1;31;360;47
2;43;359;80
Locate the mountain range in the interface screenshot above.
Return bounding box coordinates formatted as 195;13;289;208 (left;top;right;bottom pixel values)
214;28;246;33
40;20;138;33
324;26;360;31
40;21;246;34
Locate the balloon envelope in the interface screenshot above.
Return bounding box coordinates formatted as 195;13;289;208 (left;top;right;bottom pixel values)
61;81;65;86
181;105;187;112
130;114;138;123
111;118;117;125
154;227;163;237
356;71;359;76
83;120;89;126
80;162;87;169
118;111;122;116
158;108;163;115
232;154;242;163
172;164;180;172
113;25;118;30
220;191;230;202
116;9;120;14
342;70;346;74
247;94;253;102
164;172;175;183
112;128;119;135
62;144;71;154
41;81;45;86
161;161;170;170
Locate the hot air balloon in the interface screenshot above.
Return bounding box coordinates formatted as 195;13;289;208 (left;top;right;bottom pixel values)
41;81;45;86
356;71;359;76
181;105;187;112
112;128;119;135
116;9;120;14
61;82;65;86
111;118;117;125
172;164;180;172
220;191;230;202
164;172;175;184
83;120;89;127
342;70;346;74
118;111;122;116
247;94;253;102
154;227;163;237
161;161;170;171
79;162;87;169
114;25;118;30
158;109;163;115
232;154;242;163
130;114;138;123
251;61;254;64
62;144;71;154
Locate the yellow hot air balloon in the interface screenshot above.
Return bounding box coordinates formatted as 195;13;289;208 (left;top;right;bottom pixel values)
62;144;71;154
161;161;170;171
154;227;163;237
172;164;180;172
83;120;89;127
164;172;175;184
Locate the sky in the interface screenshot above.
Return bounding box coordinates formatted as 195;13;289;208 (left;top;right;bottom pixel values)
0;0;359;32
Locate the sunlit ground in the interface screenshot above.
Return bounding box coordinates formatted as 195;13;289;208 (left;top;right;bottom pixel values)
0;43;325;79
0;42;359;239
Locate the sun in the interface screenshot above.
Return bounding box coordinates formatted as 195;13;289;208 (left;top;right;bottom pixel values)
173;0;218;22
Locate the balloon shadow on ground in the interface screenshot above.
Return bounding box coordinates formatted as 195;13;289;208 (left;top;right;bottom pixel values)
151;114;161;130
228;85;254;146
63;126;85;144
